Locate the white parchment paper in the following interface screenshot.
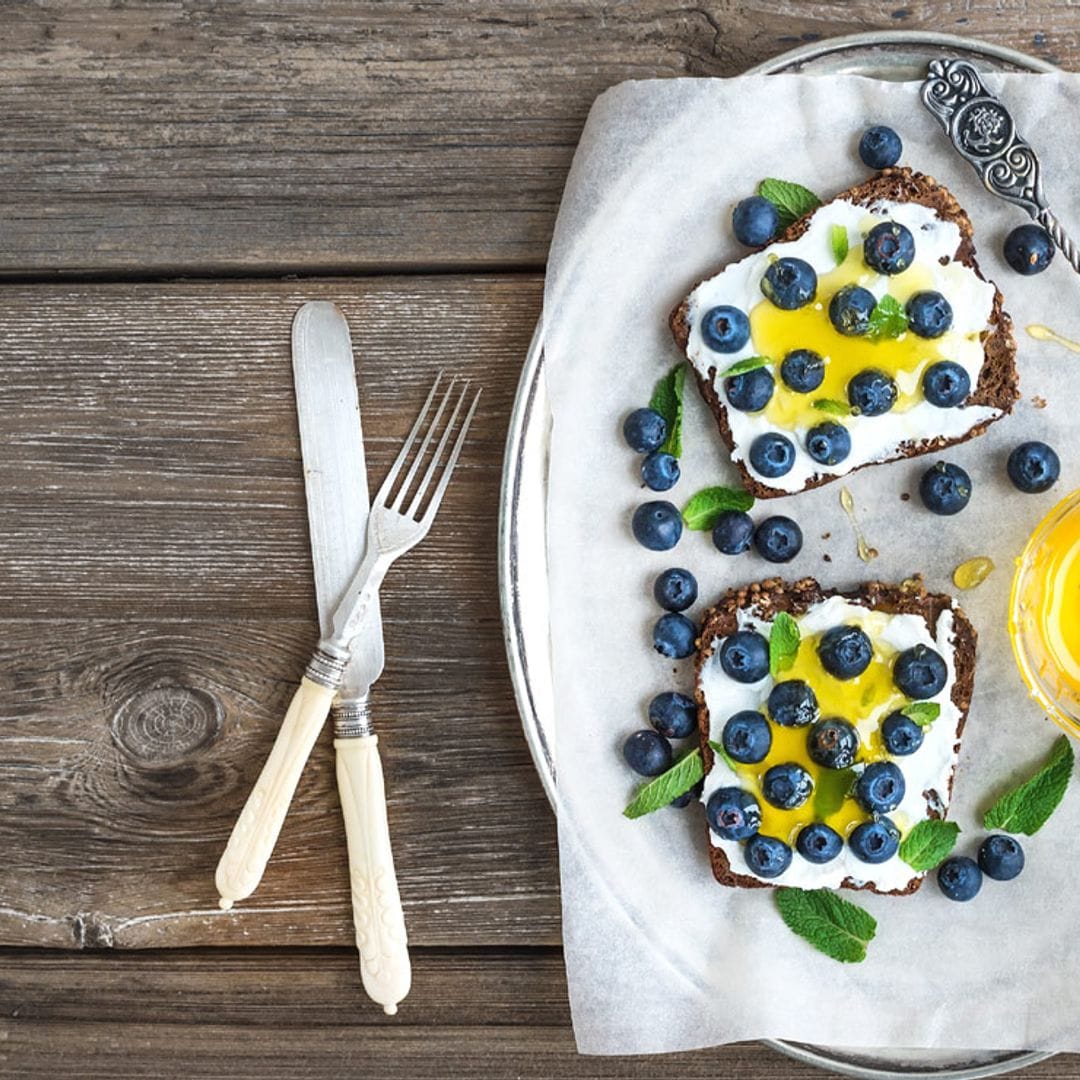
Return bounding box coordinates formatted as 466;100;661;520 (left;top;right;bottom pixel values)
543;74;1080;1055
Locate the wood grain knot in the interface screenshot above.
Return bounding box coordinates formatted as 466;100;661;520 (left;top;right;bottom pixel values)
68;912;114;950
111;685;223;766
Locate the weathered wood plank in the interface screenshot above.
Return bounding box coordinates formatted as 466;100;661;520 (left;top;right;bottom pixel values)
0;1;1071;276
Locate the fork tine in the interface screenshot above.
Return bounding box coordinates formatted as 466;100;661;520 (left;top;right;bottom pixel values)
419;388;481;525
374;371;443;506
406;380;469;518
389;375;456;512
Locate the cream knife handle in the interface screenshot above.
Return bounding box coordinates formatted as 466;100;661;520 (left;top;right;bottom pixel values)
216;676;337;909
335;734;411;1014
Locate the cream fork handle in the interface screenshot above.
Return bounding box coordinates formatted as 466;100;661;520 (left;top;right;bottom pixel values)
335;734;411;1014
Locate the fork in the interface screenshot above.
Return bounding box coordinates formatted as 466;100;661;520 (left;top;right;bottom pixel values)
215;374;480;914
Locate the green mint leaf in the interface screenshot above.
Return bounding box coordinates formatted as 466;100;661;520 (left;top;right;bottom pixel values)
708;738;738;772
722;355;771;378
649;363;687;458
769;611;800;677
812;398;851;416
899;819;960;871
775;888;877;964
813;767;855;818
830;224;849;265
624;748;704;819
983;734;1075;835
682;486;754;530
866;294;908;342
902;701;940;728
757;178;823;229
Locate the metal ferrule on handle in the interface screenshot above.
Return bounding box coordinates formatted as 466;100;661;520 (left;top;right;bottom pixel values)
333;694;374;738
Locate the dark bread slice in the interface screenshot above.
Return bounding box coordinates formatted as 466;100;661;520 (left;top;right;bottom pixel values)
694;575;976;896
670;167;1020;499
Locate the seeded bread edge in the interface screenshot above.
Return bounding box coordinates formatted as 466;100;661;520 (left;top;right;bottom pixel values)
693;575;977;896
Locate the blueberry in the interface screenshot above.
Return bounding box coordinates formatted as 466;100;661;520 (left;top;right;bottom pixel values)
744;834;793;878
937;855;983;901
669;778;704;809
978;834;1025;881
648;691;697;739
806;421;852;467
641;450;680;491
623;408;667;453
712;510;755;555
919;461;971;516
706;786;761;841
653;568;698;612
881;712;924;756
864;221;915;275
725;367;774;413
922;361;970;408
762;762;814;809
849;817;901;863
848;368;898;416
622;729;672;777
721;710;772;764
653;613;697;659
907;291;953;339
732;195;780;246
767;679;819;728
807;717;859;769
828;284;877;336
817;624;873;680
754;516;803;563
719;630;770;683
702;305;751;352
893;644;948;699
796;822;844;864
859;125;902;170
749;432;796;479
1004;224;1054;275
632;501;683;550
855;761;906;813
1007;441;1061;494
780;349;825;393
761;257;817;310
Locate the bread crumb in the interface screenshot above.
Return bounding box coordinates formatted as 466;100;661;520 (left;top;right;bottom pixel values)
821;532;831;540
1032;395;1048;409
823;553;832;563
900;492;911;501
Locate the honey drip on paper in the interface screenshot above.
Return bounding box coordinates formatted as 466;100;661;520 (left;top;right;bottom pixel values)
953;556;995;590
840;487;878;563
1027;324;1080;354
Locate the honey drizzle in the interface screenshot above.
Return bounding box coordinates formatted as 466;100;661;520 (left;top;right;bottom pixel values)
840;486;879;563
1026;324;1080;355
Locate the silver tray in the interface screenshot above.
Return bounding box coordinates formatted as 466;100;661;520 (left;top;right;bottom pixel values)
498;30;1057;1079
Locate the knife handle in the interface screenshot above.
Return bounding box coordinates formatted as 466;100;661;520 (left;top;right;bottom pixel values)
335;734;411;1014
216;675;337;910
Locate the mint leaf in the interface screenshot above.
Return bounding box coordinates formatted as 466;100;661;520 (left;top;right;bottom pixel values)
758;178;823;229
708;739;739;772
775;888;876;964
813;767;855;818
902;701;940;728
624;749;704;819
682;486;754;530
983;734;1074;835
830;224;849;265
769;611;800;677
812;398;851;416
899;819;960;871
649;363;687;458
866;294;908;342
722;355;771;378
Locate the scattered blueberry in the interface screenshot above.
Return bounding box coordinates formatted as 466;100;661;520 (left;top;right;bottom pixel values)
721;710;772;764
848;368;898;416
881;711;924;756
706;786;761;841
863;221;916;275
922;361;970;408
732;195;780;246
725;367;775;412
817;624;873;680
828;284;877;336
893;644;948;699
632;501;683;551
648;691;697;739
855;761;906;813
712;510;755;555
653;613;697;659
919;461;972;516
744;834;793;878
1004;224;1055;275
623;408;667;453
767;679;819;728
780;349;825;393
719;630;770;683
641;450;680;492
622;729;672;777
1007;440;1061;494
670;778;704;810
702;305;751;352
859;125;902;170
807;717;860;769
806;421;852;467
937;855;983;901
754;516;803;563
749;432;796;479
762;762;814;809
978;834;1025;881
849;817;901;864
907;290;953;338
653;568;698;612
761;257;817;310
796;822;844;864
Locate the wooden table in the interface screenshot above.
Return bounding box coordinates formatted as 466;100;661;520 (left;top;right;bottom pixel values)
1;4;1076;1077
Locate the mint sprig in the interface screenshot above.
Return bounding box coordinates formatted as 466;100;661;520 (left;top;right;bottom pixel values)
649;363;687;458
722;355;771;378
983;734;1074;835
775;888;877;964
623;748;704;819
682;486;754;530
902;701;940;728
757;178;822;229
899;819;960;871
769;611;800;676
812;398;850;416
830;224;849;265
813;767;855;818
866;294;908;342
708;738;739;772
